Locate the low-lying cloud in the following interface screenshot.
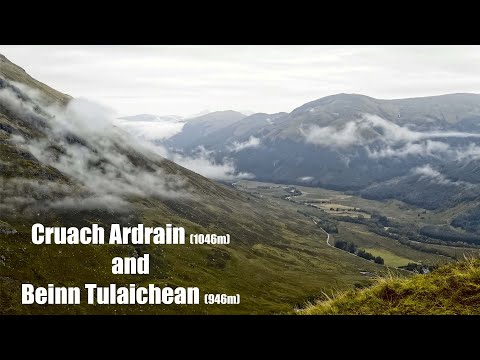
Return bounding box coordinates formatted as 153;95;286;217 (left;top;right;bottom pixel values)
150;144;254;181
367;140;451;159
302;114;480;161
111;114;253;180
303;121;362;147
412;165;473;187
413;165;452;185
113;117;185;141
171;146;254;181
0;79;190;211
113;118;254;181
0;178;131;213
230;136;261;152
297;176;314;182
303;114;480;147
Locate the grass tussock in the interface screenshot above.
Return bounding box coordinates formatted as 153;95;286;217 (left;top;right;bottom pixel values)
300;258;480;315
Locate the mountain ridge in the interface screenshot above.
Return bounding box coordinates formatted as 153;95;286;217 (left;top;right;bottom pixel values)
163;91;480;238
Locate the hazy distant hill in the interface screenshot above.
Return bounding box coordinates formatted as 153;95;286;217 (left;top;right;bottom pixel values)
167;112;287;151
167;110;247;149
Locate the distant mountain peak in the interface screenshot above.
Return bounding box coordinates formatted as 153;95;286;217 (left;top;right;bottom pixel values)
186;110;251;120
189;110;247;121
325;93;373;99
238;109;256;116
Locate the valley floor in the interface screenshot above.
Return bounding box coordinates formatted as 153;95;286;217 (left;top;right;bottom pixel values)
234;180;480;270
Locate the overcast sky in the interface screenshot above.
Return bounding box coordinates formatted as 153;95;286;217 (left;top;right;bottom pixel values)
2;45;480;117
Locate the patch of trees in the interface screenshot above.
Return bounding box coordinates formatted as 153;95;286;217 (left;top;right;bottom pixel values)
299;202;480;254
399;262;438;273
419;225;480;245
284;187;302;196
297;210;338;234
451;206;480;235
374;214;389;226
335;240;357;253
338;214;474;254
396;238;453;258
328;207;364;213
335;215;371;226
334;240;384;264
315;218;338;234
337;212;393;228
358;181;465;211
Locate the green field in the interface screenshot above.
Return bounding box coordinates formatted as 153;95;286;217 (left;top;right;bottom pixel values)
364;248;413;268
334;222;452;266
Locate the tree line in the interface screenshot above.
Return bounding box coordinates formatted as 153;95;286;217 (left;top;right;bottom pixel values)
334;240;384;264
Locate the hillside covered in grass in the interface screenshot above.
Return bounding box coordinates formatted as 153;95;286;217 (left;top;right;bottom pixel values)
0;54;385;314
301;259;480;315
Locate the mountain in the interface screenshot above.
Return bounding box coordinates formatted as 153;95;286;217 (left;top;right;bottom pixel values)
168;112;287;152
185;109;255;119
0;54;380;314
166;110;248;150
166;93;480;236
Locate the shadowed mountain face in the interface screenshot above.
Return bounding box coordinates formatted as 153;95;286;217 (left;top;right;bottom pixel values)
0;54;380;314
165;93;480;234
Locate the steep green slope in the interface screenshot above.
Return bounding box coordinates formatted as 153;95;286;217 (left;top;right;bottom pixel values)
0;54;382;314
301;258;480;315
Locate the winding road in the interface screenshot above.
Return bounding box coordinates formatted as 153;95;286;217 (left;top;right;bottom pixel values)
242;183;411;272
310;217;371;262
286;189;394;267
313;220;332;247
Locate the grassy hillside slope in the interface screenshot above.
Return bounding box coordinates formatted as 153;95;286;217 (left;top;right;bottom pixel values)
0;54;384;314
301;258;480;315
